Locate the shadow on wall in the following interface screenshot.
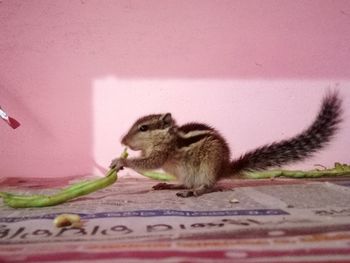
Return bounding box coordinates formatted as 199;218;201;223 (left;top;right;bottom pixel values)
1;0;350;177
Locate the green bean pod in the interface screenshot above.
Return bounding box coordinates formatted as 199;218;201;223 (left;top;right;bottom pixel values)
1;170;117;208
0;149;129;208
244;162;350;179
140;171;175;181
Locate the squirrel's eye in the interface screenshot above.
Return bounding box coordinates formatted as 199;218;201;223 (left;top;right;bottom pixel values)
139;125;149;132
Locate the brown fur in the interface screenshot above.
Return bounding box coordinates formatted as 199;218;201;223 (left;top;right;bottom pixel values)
110;92;342;197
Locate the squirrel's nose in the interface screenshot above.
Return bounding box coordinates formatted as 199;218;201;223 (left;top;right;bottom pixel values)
121;138;126;145
121;135;128;146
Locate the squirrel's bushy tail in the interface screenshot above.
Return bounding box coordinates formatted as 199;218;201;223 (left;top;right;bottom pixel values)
229;91;342;174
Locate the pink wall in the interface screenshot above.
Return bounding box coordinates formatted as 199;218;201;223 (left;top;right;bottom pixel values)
1;0;350;178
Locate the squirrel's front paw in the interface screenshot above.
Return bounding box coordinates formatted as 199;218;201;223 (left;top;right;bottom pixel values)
109;158;125;171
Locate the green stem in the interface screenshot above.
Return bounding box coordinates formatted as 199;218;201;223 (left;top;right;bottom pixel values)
139;171;175;181
244;163;350;179
1;170;118;208
0;151;126;208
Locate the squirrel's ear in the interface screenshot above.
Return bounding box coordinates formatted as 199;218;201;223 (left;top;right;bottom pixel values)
160;113;172;126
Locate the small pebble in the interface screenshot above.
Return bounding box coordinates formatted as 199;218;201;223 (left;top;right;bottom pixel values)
229;198;240;204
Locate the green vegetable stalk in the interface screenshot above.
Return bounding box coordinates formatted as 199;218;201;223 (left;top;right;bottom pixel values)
139;171;175;181
0;149;129;208
244;162;350;179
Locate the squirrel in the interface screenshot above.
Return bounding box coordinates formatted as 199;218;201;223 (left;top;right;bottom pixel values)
110;92;342;197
